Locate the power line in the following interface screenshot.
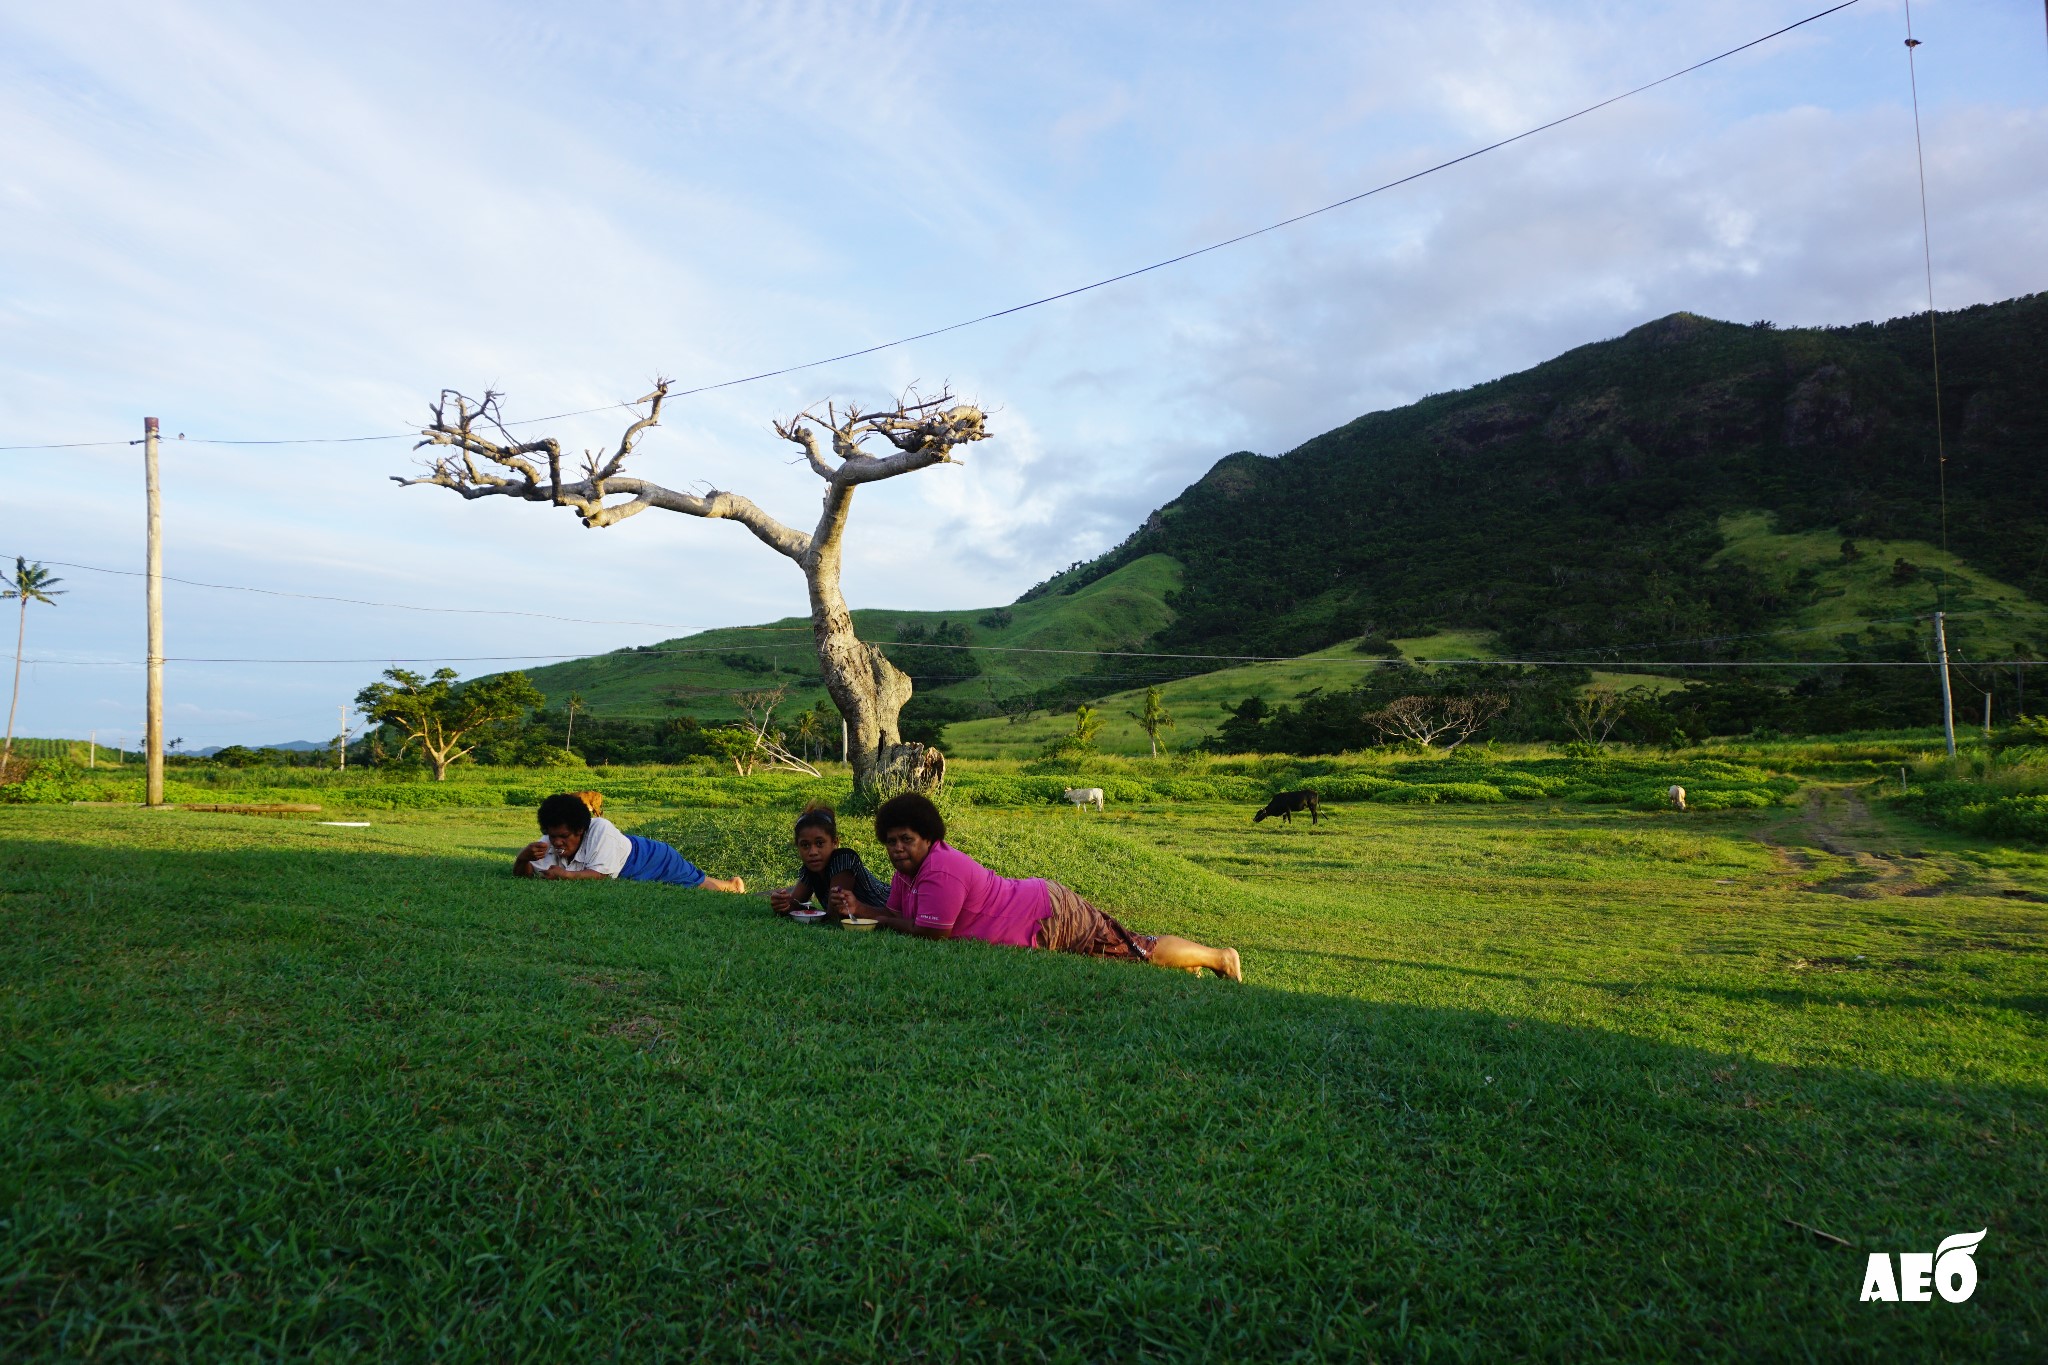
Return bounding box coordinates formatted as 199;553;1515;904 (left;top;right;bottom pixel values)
1902;1;1951;612
0;0;1865;455
0;548;809;633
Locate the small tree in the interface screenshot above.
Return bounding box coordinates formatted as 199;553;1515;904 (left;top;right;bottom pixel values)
564;692;586;757
791;707;827;764
354;667;543;780
1367;693;1507;750
704;725;760;776
1128;686;1175;759
1559;687;1626;751
2;558;64;775
1073;704;1106;749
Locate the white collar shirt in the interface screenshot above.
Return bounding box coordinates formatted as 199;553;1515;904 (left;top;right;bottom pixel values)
532;815;633;878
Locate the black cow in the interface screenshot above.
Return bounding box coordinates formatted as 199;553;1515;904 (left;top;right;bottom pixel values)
1253;790;1321;825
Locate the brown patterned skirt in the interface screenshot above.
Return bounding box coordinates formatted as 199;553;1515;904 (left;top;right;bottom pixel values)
1033;881;1157;960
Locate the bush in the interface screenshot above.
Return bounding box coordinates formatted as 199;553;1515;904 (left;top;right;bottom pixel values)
0;762;108;805
1891;780;2048;843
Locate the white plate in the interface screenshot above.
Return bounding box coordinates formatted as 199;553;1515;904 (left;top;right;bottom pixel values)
789;909;827;922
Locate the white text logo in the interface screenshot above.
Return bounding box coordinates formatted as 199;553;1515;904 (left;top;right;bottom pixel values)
1860;1230;1985;1303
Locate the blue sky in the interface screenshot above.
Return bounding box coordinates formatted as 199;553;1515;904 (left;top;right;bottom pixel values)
1;0;2043;748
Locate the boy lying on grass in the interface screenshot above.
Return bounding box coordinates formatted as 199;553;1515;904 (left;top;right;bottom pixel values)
766;804;891;919
515;793;747;891
839;793;1242;980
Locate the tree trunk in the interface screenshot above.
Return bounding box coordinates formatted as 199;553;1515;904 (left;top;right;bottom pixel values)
429;749;450;781
804;554;942;796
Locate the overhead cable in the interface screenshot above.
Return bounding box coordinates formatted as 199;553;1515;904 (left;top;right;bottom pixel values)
0;549;806;632
0;0;1865;454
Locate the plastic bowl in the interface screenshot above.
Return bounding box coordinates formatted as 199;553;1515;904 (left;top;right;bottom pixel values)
839;917;878;931
789;909;827;923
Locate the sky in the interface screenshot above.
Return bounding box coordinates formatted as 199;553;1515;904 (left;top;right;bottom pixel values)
1;0;2043;748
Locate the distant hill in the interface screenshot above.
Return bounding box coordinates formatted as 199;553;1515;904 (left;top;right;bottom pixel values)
192;740;327;757
1039;294;2048;668
507;293;2048;739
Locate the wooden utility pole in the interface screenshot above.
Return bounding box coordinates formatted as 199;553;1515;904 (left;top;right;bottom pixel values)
144;417;165;806
89;728;95;769
1933;610;1957;759
338;704;348;771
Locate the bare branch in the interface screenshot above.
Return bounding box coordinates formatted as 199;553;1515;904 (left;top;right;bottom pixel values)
772;388;991;491
398;381;813;560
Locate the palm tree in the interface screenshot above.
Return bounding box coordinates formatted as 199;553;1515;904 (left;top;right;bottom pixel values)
1128;685;1176;759
2;558;65;772
792;707;826;763
565;692;586;757
1073;704;1105;749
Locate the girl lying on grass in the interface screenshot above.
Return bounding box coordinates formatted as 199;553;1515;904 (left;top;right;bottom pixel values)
841;793;1242;980
516;792;747;891
767;804;891;919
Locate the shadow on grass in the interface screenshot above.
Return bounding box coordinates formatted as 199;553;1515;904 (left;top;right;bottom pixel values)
0;833;2041;1362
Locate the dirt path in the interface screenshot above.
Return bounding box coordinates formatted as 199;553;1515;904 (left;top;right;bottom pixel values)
1756;785;1962;900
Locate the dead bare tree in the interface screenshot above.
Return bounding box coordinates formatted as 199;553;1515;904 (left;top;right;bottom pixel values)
1560;687;1627;749
731;686;822;778
1367;692;1508;750
396;383;989;794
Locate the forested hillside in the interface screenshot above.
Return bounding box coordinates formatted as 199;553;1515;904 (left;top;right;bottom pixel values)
1036;294;2048;666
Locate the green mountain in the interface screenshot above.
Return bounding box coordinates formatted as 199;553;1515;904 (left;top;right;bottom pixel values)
514;293;2048;751
1041;294;2048;666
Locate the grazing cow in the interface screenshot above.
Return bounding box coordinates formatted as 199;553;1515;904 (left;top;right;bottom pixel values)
569;789;605;818
1064;787;1105;813
1668;785;1686;812
1253;790;1320;825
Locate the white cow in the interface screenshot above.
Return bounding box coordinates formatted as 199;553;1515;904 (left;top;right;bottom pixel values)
1064;787;1106;813
1669;785;1687;812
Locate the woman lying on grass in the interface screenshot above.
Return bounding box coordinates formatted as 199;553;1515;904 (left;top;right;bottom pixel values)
516;792;746;891
841;793;1242;980
767;804;891;919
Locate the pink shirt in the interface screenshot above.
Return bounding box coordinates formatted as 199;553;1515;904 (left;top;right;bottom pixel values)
887;840;1050;947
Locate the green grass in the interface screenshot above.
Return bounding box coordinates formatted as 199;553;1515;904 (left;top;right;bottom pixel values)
1711;511;2048;658
946;638;1414;757
1387;628;1498;661
2;780;2043;1359
515;554;1184;723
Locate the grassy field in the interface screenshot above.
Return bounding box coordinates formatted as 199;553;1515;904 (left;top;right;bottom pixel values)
516;555;1184;724
945;638;1414;757
2;773;2042;1359
1711;511;2048;659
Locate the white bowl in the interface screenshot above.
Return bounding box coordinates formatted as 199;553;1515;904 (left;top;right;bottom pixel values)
789;909;827;923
